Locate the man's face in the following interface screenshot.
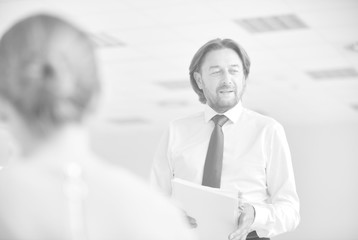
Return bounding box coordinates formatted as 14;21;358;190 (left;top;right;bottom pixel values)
194;48;246;113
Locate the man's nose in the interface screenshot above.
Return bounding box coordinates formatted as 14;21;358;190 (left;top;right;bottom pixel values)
221;70;233;85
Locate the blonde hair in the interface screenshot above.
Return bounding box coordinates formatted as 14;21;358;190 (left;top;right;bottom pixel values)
0;14;99;137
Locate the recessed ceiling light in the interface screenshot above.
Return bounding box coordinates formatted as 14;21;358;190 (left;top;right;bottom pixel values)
107;117;150;125
307;68;358;79
89;32;126;48
234;14;308;33
157;100;188;107
346;42;358;52
156;80;190;90
351;103;358;110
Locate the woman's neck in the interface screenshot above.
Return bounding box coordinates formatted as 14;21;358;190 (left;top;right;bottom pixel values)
17;124;90;162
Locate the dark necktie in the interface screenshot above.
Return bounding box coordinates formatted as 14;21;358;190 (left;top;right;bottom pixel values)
202;114;229;188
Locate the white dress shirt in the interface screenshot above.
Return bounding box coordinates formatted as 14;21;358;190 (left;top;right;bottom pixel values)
151;102;300;238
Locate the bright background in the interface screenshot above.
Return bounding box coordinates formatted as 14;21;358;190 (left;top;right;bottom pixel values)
1;0;358;239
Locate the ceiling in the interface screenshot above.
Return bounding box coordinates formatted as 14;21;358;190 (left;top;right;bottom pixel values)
1;0;358;127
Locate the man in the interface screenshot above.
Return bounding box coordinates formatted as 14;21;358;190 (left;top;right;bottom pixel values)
151;38;300;240
0;14;195;240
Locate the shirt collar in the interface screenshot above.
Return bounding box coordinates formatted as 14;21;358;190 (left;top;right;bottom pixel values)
204;101;243;124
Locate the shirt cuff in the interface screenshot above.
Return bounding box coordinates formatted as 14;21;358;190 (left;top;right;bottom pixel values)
250;203;270;233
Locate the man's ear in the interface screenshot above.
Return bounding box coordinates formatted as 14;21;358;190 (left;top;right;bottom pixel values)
0;97;16;124
0;98;9;123
242;76;247;92
193;72;203;90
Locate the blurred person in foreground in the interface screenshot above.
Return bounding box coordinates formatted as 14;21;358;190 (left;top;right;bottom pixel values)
0;14;195;240
151;38;300;240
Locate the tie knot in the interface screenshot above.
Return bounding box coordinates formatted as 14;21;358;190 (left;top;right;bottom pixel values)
212;115;229;127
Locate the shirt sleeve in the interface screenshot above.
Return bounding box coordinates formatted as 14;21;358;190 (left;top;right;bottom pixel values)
250;123;300;238
150;126;174;197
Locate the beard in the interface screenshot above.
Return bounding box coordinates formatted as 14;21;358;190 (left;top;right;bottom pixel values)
205;89;242;113
202;80;246;113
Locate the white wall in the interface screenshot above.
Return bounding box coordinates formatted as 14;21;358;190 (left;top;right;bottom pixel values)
89;123;164;179
275;122;358;240
90;121;358;240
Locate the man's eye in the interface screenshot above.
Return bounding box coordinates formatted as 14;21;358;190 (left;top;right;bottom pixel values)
229;69;240;74
210;70;221;75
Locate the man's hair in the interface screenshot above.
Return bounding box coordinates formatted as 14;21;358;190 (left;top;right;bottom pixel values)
0;14;99;137
189;38;251;104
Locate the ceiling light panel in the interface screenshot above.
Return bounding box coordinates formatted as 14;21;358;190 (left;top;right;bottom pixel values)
307;68;358;80
157;100;188;108
346;42;358;52
156;80;190;90
89;32;126;48
107;117;150;125
351;103;358;112
235;14;308;33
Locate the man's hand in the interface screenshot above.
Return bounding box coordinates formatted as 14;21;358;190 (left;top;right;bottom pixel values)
182;210;197;228
228;203;255;240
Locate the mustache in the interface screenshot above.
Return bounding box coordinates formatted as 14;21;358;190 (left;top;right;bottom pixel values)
217;84;236;92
